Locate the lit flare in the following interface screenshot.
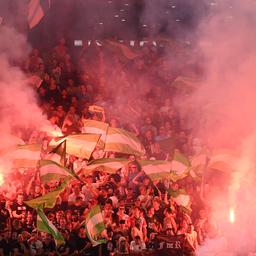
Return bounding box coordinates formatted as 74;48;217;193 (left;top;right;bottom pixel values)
229;207;235;223
0;173;4;186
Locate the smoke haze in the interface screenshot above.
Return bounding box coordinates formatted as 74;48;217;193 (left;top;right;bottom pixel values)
176;0;256;149
171;0;256;254
0;26;48;152
1;1;256;252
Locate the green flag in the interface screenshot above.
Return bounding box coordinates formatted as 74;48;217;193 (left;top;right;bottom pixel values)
189;153;208;179
37;207;65;247
170;150;190;180
82;158;130;176
50;134;101;160
139;160;173;181
5;144;41;168
168;188;192;213
25;181;67;209
39;159;77;184
50;140;66;166
105;127;145;156
82;119;109;149
85;205;106;246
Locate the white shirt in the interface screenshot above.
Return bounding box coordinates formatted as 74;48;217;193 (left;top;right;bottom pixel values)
130;241;146;252
68;192;85;203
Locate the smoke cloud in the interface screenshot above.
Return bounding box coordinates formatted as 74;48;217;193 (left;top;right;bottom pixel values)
171;0;256;254
176;0;256;149
1;1;256;253
0;26;49;152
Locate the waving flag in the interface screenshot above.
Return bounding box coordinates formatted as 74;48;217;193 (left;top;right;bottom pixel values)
82;119;109;148
37;207;65;246
39;160;76;184
28;0;51;29
139;159;188;182
208;149;237;173
168;189;192;212
82;158;129;176
65;134;101;159
82;121;145;156
170;150;190;179
49;140;66;166
50;134;101;160
139;160;172;180
28;0;44;29
189;153;208;178
105;127;145;156
85;205;106;246
25;181;67;209
8;144;41;168
0;0;8;26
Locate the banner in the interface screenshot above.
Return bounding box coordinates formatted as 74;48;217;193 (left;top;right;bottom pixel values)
154;234;186;255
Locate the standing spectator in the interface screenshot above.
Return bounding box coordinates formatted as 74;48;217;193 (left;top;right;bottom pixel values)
45;78;61;106
28;231;43;256
12;232;30;256
185;224;198;256
12;194;29;220
42;234;56;255
194;208;208;244
54;38;68;62
0;201;11;233
69;227;92;255
145;207;160;237
155;126;169;142
68;184;85;206
57;230;71;255
0;230;11;256
130;207;147;242
27;48;43;73
116;206;130;228
163;207;177;233
126;162;141;194
150;142;168;160
141;130;155;156
141;117;157;137
152;197;164;225
62;114;80;135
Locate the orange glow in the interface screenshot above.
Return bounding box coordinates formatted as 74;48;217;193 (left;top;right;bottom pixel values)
229;207;235;223
0;173;4;186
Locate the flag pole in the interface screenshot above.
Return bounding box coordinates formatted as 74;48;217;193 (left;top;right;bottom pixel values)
99;244;102;256
200;156;210;203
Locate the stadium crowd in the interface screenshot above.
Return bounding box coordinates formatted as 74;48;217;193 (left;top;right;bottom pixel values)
0;38;218;256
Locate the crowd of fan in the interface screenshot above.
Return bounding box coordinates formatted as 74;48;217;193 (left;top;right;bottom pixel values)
0;38;217;255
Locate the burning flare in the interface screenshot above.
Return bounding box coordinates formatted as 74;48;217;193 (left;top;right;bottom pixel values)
0;173;4;186
229;207;235;224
